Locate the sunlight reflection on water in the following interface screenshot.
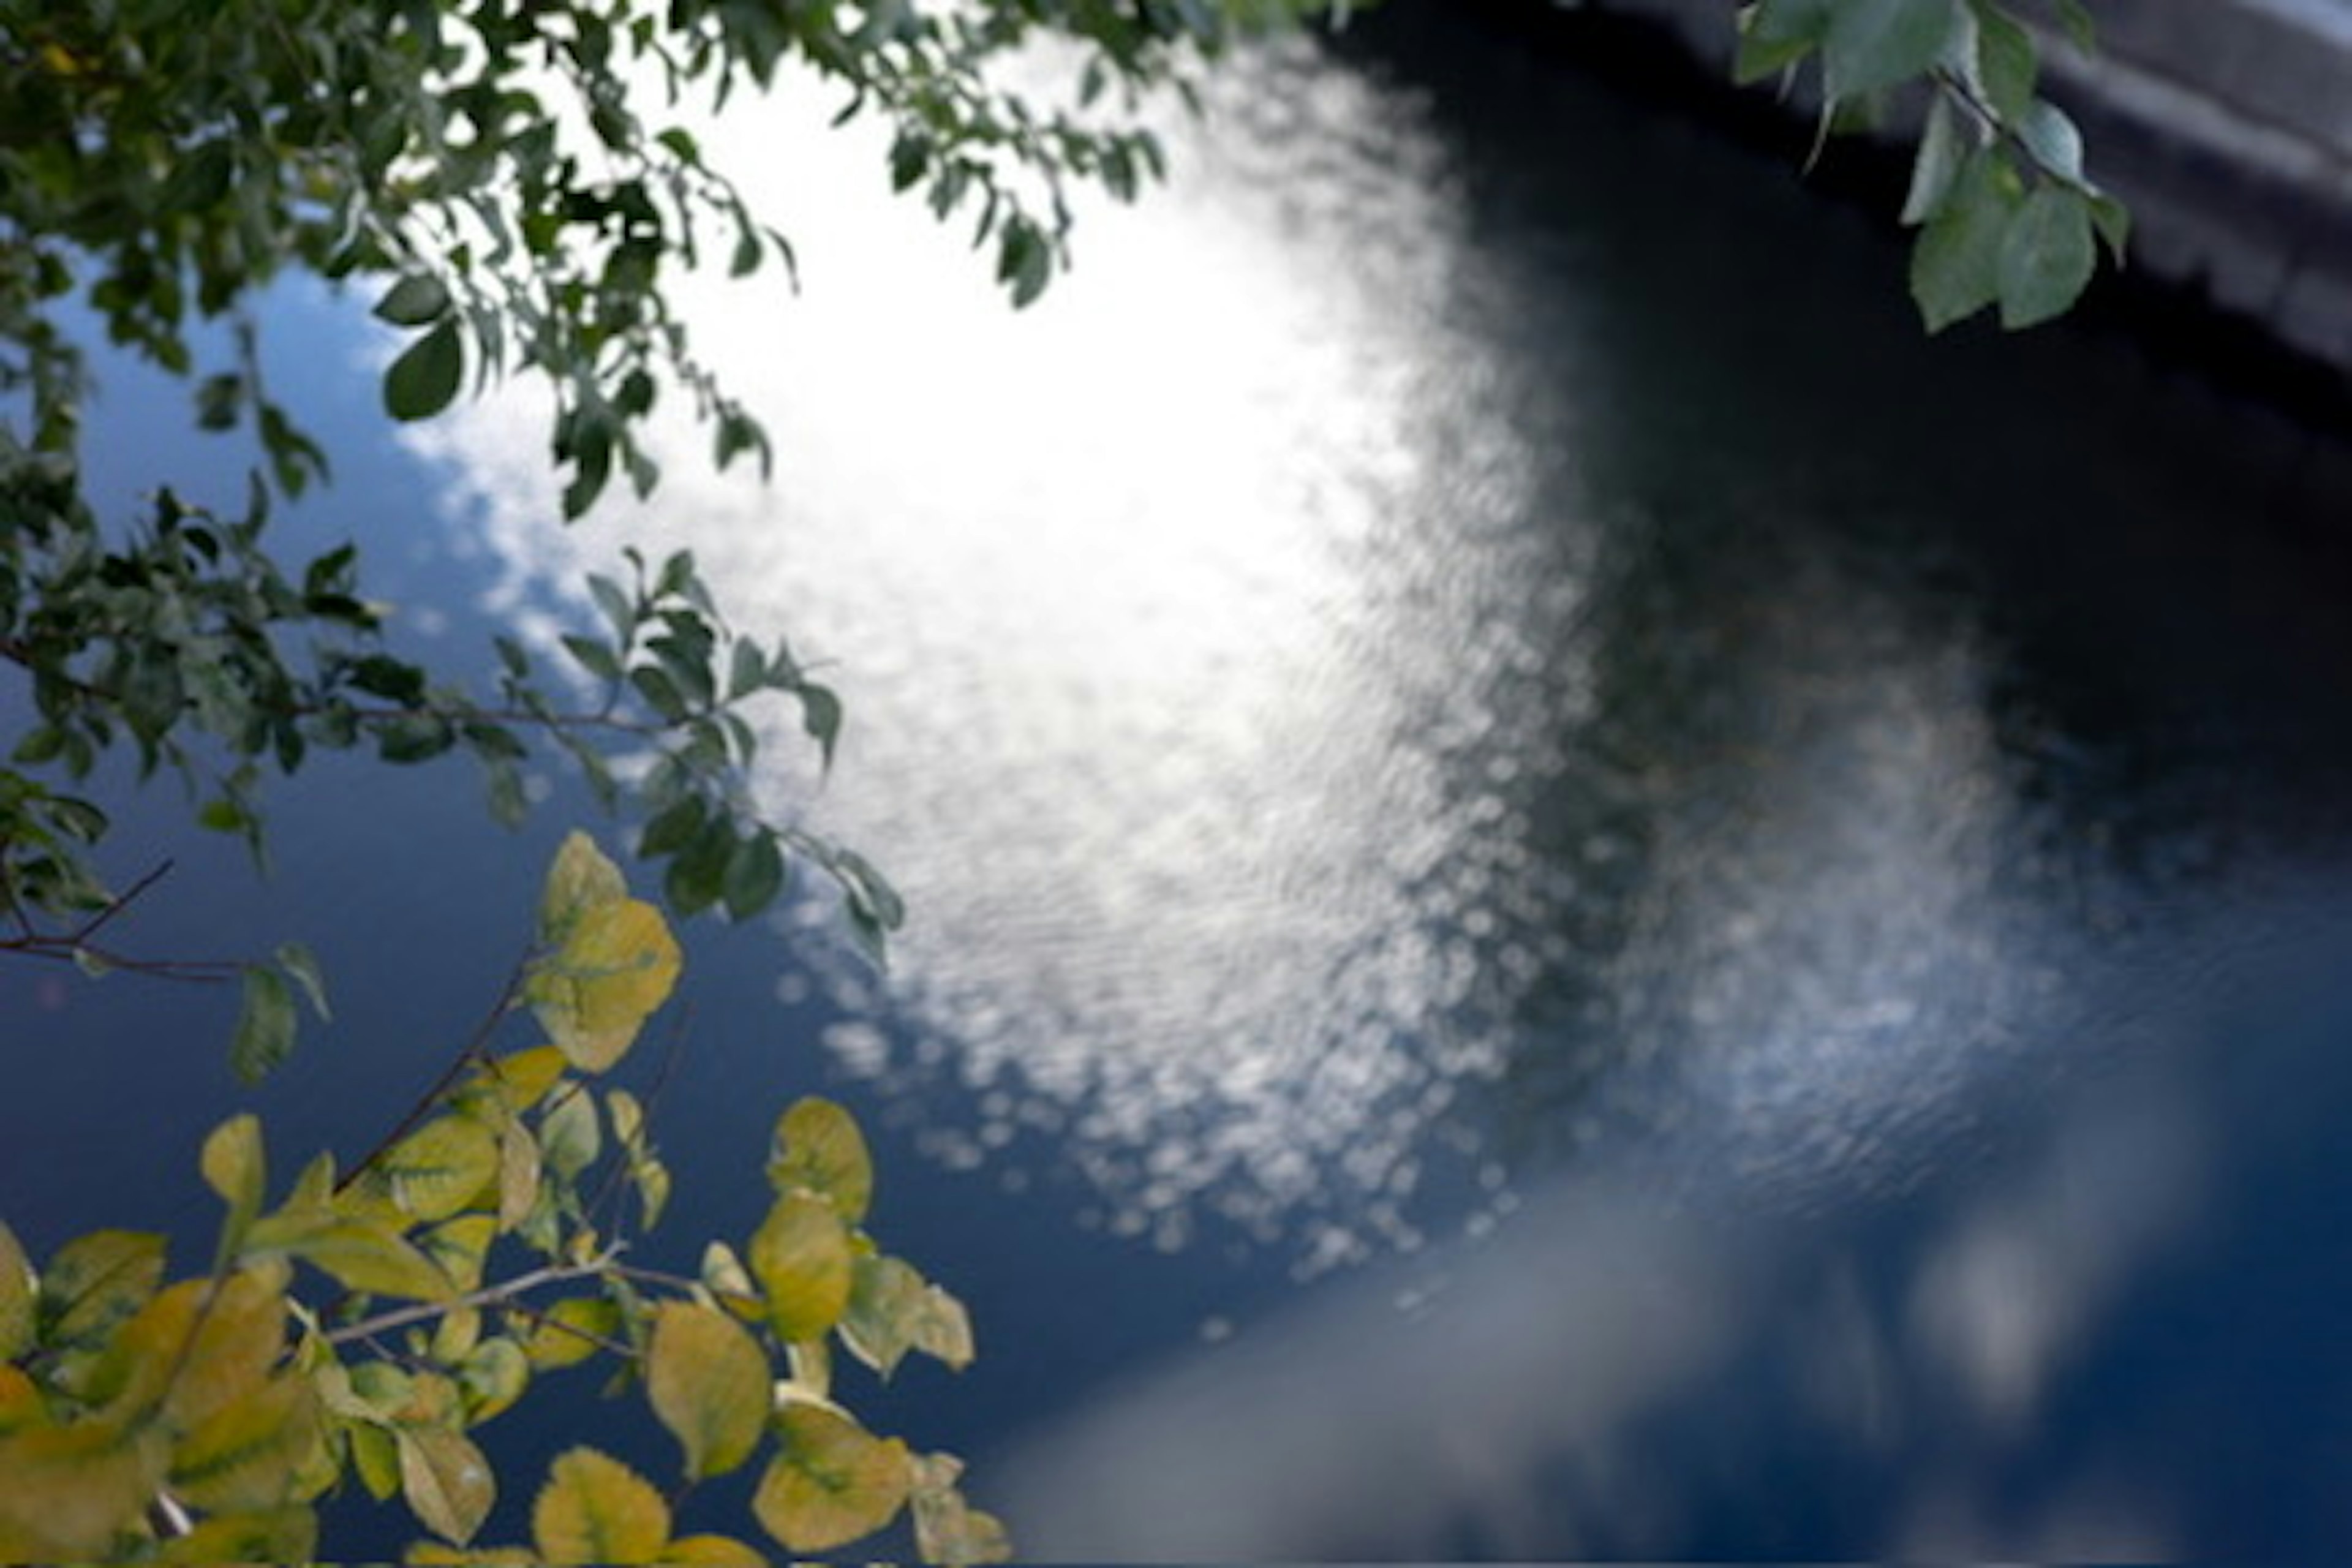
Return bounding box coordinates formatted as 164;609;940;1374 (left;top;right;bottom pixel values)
405;40;2046;1264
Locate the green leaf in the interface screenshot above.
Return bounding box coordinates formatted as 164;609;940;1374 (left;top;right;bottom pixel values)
1997;183;2096;328
233;966;299;1084
533;1447;673;1564
722;831;785;920
1909;149;2018;330
1824;0;1957;99
752;1406;910;1554
647;1302;770;1479
1970;1;2037;121
798;684;843;771
1733;0;1834;83
2089;192;2131;262
2053;0;2096;53
375;273;453;326
383;317;466;422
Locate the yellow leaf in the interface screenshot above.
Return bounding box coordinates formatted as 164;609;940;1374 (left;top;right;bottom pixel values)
94;1268;285;1430
433;1306;484;1365
519;1295;622;1370
400;1425;497;1545
168;1370;326;1513
403;1544;539;1566
750;1405;910;1554
458;1337;530;1424
41;1229;166;1348
646;1302;769;1480
532;1446;673;1564
0;1366;47;1435
249;1212;452;1302
0;1221;37;1360
528;897;683;1072
0;1419;168;1561
470;1043;571;1114
201;1114;268;1256
748;1193;852;1344
156;1504;318;1564
382;1117;502;1223
659;1533;769;1564
498;1120;543;1231
540;831;628;943
421;1215;500;1295
764;1098;873;1223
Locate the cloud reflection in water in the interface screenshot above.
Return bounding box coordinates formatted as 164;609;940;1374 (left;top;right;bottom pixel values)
406;40;2049;1264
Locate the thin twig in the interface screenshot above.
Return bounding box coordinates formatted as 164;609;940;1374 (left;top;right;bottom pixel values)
324;1252;619;1346
337;955;530;1193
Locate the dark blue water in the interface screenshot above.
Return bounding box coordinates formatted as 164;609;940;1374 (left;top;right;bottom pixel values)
12;4;2352;1556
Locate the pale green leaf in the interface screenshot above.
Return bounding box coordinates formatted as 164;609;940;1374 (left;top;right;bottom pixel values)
2016;97;2086;183
541;1089;601;1180
400;1425;497;1546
